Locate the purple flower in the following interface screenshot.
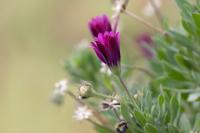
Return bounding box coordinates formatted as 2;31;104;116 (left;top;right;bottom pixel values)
91;31;120;68
88;15;112;37
136;33;154;59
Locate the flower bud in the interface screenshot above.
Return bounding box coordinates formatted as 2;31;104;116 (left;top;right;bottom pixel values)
78;81;94;99
88;15;112;37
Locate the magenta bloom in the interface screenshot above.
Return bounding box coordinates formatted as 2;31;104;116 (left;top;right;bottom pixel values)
88;15;112;37
136;33;154;59
91;31;120;68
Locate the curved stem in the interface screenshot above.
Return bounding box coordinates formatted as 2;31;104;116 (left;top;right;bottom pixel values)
122;64;155;78
118;76;139;109
122;9;165;34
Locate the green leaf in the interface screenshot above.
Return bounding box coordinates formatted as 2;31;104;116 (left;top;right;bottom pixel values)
192;13;200;28
194;113;200;130
144;123;158;133
121;103;130;121
134;110;146;126
162;61;186;81
179;113;191;133
170;95;179;121
164;111;171;124
175;53;194;70
169;31;196;53
158;94;164;108
168;124;180;133
182;19;195;34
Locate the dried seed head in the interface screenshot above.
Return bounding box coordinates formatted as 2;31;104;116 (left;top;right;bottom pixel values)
116;120;128;133
101;99;120;111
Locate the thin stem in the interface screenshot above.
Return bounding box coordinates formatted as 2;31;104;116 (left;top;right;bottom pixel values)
122;9;165;34
93;91;113;99
87;119;99;125
67;91;84;106
113;109;121;121
66;91;108;125
113;14;120;32
118;76;139;109
149;0;164;27
122;64;155;78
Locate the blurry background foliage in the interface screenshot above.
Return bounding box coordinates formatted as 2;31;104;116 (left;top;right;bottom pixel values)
0;0;179;133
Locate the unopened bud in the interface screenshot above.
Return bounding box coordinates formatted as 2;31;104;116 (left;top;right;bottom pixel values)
78;81;94;99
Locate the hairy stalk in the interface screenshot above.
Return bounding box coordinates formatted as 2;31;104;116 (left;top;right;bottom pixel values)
118;76;139;109
149;0;164;27
122;64;155;78
122;9;165;34
66;91;108;125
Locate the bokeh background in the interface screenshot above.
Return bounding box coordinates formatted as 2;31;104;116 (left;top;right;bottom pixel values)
0;0;178;133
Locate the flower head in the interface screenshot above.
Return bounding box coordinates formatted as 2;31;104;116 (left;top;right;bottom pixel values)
136;33;154;59
51;79;68;105
74;106;92;121
91;31;121;69
101;99;120;111
88;15;112;37
116;120;128;133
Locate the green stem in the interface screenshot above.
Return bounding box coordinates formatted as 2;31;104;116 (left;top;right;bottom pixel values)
118;76;139;109
93;91;113;99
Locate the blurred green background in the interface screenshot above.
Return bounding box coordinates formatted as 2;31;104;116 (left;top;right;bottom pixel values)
0;0;178;133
